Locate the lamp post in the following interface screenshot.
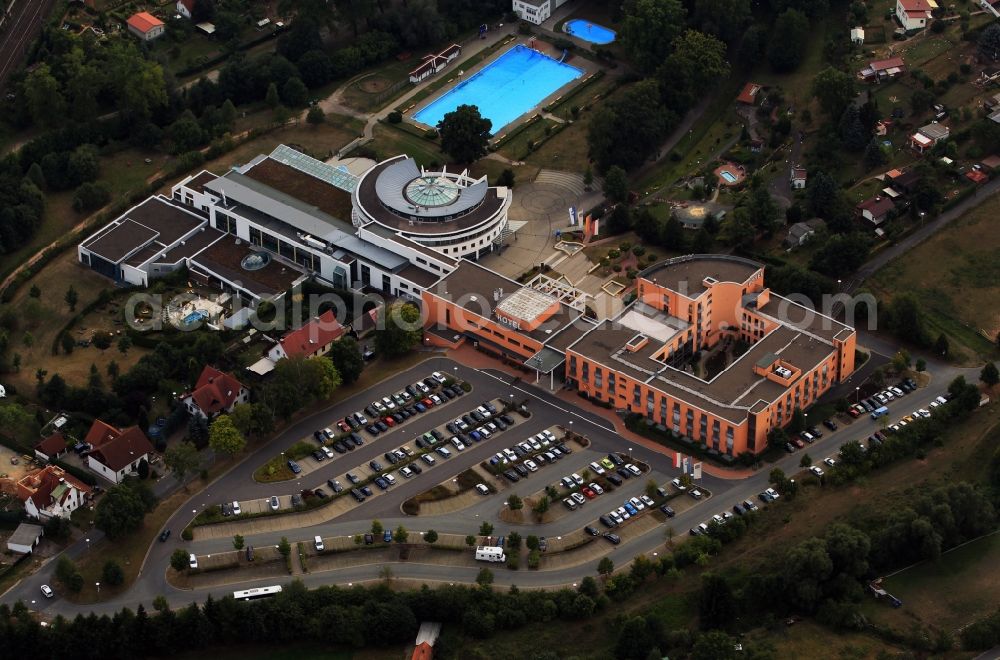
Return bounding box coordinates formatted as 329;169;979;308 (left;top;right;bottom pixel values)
855;386;860;403
95;582;100;594
85;538;90;552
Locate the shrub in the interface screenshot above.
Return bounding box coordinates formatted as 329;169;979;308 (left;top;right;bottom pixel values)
424;128;438;140
387;111;402;124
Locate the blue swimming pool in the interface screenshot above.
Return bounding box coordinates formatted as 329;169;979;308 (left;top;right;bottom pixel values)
183;310;208;326
565;19;616;45
720;170;737;184
413;44;583;134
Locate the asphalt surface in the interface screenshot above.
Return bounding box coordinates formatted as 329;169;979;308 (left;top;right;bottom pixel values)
0;0;56;91
5;352;980;617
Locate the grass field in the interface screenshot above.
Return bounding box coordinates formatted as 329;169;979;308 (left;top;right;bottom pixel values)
365;123;443;168
497;117;560;162
175;645;360;660
868;195;1000;362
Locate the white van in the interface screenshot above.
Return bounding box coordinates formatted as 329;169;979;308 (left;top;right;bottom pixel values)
475;546;506;562
314;535;325;551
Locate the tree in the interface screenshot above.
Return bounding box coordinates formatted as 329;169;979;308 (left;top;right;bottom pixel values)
117;335;132;355
497;168;515;187
24;63;66;128
800;453;813;467
810;233;871;277
277;536;291;558
532;495;550;518
65;286;78;311
170;549;189;571
981;362;999;387
95;481;155;539
659;215;686;250
978;23;1000;61
935;333;950;357
265;82;280;108
698;573;736;629
597;556;614;578
424;529;438;544
507;494;523;510
393;525;409;543
102;560;125;586
371;520;384;536
465;534;476;547
281;77;309;107
621;0;686;73
325;337;363;384
137;458;150;480
167;111;205;154
588;80;670;172
657;30;730;114
438;104;491;163
838;105;869;151
306;105;325;125
863;138;888;169
233;534;245;550
615;616;656;660
479;521;494;536
475;567;494;586
374;302;421;359
812;67;856;118
692;0;750;43
910;88;935;115
691;631;739;660
768;9;809;72
526;535;540;551
72;181;112;213
603;165;629;203
208;415;246;456
718;208;755;246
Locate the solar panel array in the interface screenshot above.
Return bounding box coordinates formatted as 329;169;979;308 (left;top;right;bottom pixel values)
269;145;359;193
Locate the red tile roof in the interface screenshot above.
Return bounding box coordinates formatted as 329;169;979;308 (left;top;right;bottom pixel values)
17;465;91;510
189;366;245;416
965;169;988;184
178;0;196;12
86;422;154;472
736;82;761;104
897;0;934;15
857;197;895;217
869;57;905;72
127;11;164;34
35;432;68;458
279;310;345;359
411;642;434;660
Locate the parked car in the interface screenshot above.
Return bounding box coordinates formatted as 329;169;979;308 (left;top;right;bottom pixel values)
159;529;171;542
603;533;621;545
287;460;301;474
584;525;599;536
823;418;838;431
660;505;675;517
328;479;343;493
269;496;280;511
809;466;824;477
41;584;54;598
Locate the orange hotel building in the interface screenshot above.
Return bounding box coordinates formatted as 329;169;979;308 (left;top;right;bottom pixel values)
422;255;857;457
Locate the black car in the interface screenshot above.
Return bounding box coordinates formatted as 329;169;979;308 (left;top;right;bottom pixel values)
313;430;324;442
409;462;423;475
350;488;365;502
159;529;171;542
503;470;520;482
327;479;343;493
349;433;363;447
617;467;632;479
314;488;328;499
430;429;444;441
660;505;675;517
484;401;498;414
808;426;823;438
364;533;374;544
406;406;418;416
462;414;475;426
441;389;455;400
450;385;464;396
384;452;398;465
599;515;615;528
606;473;623;487
360;486;373;497
603;533;621;545
364;405;377;417
470;411;485;423
369;460;383;471
557;443;571;454
423;377;437;388
733;504;745;515
584;525;599;536
346;417;361;430
514;464;529;477
494;418;508;430
333;442;348;454
416;437;426;449
375;421;389;433
374;477;389;490
291;494;303;507
405;384;418;397
446;422;459;435
823;418;838;431
512;446;526;457
312;450;325;461
392;413;404;424
501;414;515;425
608;453;625;466
399;409;411;420
366;424;380;435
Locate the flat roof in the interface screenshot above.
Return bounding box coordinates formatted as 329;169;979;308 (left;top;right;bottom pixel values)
243;157;354;219
190;238;305;297
155;226;226;262
397;263;440;288
640;255;761;298
755;292;851;344
360;221;458;266
84;219;158;263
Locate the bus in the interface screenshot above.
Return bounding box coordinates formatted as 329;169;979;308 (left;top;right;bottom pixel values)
233;585;283;601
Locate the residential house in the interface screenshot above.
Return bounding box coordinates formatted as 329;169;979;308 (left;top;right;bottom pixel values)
785;219;825;248
34;432;68;462
737;82;761;105
979;154;1000;172
267;309;346;363
176;0;195;19
408;45;461;84
910;122;949;153
851;27;865;44
16;465;92;520
857;196;896;226
84;420;155;484
182;366;249;419
790;166;807;190
512;0;570;25
896;0;937;31
859;57;905;82
126;12;165;41
6;523;43;555
885;168;921;193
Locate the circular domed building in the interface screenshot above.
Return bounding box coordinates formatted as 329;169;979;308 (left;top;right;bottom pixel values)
351;155;512;260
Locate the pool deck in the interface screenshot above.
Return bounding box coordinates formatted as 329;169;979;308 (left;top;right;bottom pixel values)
406;37;602;141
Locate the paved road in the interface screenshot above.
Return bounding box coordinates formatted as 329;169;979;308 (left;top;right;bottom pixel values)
5;353;979;617
0;0;56;91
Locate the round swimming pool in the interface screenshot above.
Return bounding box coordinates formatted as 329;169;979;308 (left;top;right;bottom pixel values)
565;19;616;45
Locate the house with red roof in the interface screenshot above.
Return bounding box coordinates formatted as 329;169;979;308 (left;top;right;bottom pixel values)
16;465;92;520
182;366;249;419
267;310;346;362
895;0;937;31
34;432;69;462
176;0;196;19
736;82;761;105
856;196;896;226
126;11;165;41
84;421;155;484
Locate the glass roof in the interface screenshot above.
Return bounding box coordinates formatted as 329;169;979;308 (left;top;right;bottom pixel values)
269;145;358;193
404;175;460;207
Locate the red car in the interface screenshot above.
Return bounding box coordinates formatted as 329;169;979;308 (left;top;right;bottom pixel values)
383;416;396;427
581;487;596;499
793;438;805;449
422;397;434;408
847;408;860;418
337;420;351;433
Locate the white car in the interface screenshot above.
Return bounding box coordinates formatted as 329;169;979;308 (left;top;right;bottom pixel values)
809;466;825;477
432;371;447;383
476;406;492;418
712;514;725;525
399;466;414;479
935;395;947;404
609;510;624;524
323;427;335;439
823;457;836;467
41;584;54;598
572;492;586;505
671;477;687;491
372;400;386;413
625;463;641;476
917;408;931;417
321;446;335;459
231;501;241;515
524;459;538;472
416;381;430;394
616;505;630;520
529;438;541;451
571;473;584;485
384;473;396;486
189;554;198;569
764;487;780;500
689;489;703;500
269;495;279;511
430;394;443;405
629;496;645;511
421;454;436;465
589;482;605;495
640;495;654;508
381;396;396;410
451;437;465;451
589;461;606;475
475;483;490;495
929;400;941;409
314;535;325;552
563;497;578;510
542;429;556;442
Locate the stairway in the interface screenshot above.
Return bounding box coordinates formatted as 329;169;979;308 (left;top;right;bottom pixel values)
534;169;590;197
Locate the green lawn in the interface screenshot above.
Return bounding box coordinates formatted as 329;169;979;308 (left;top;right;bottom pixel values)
175;644;356;660
497;117;560;161
366;124;443;168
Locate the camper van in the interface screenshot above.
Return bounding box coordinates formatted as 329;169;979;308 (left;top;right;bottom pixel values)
474;546;506;563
